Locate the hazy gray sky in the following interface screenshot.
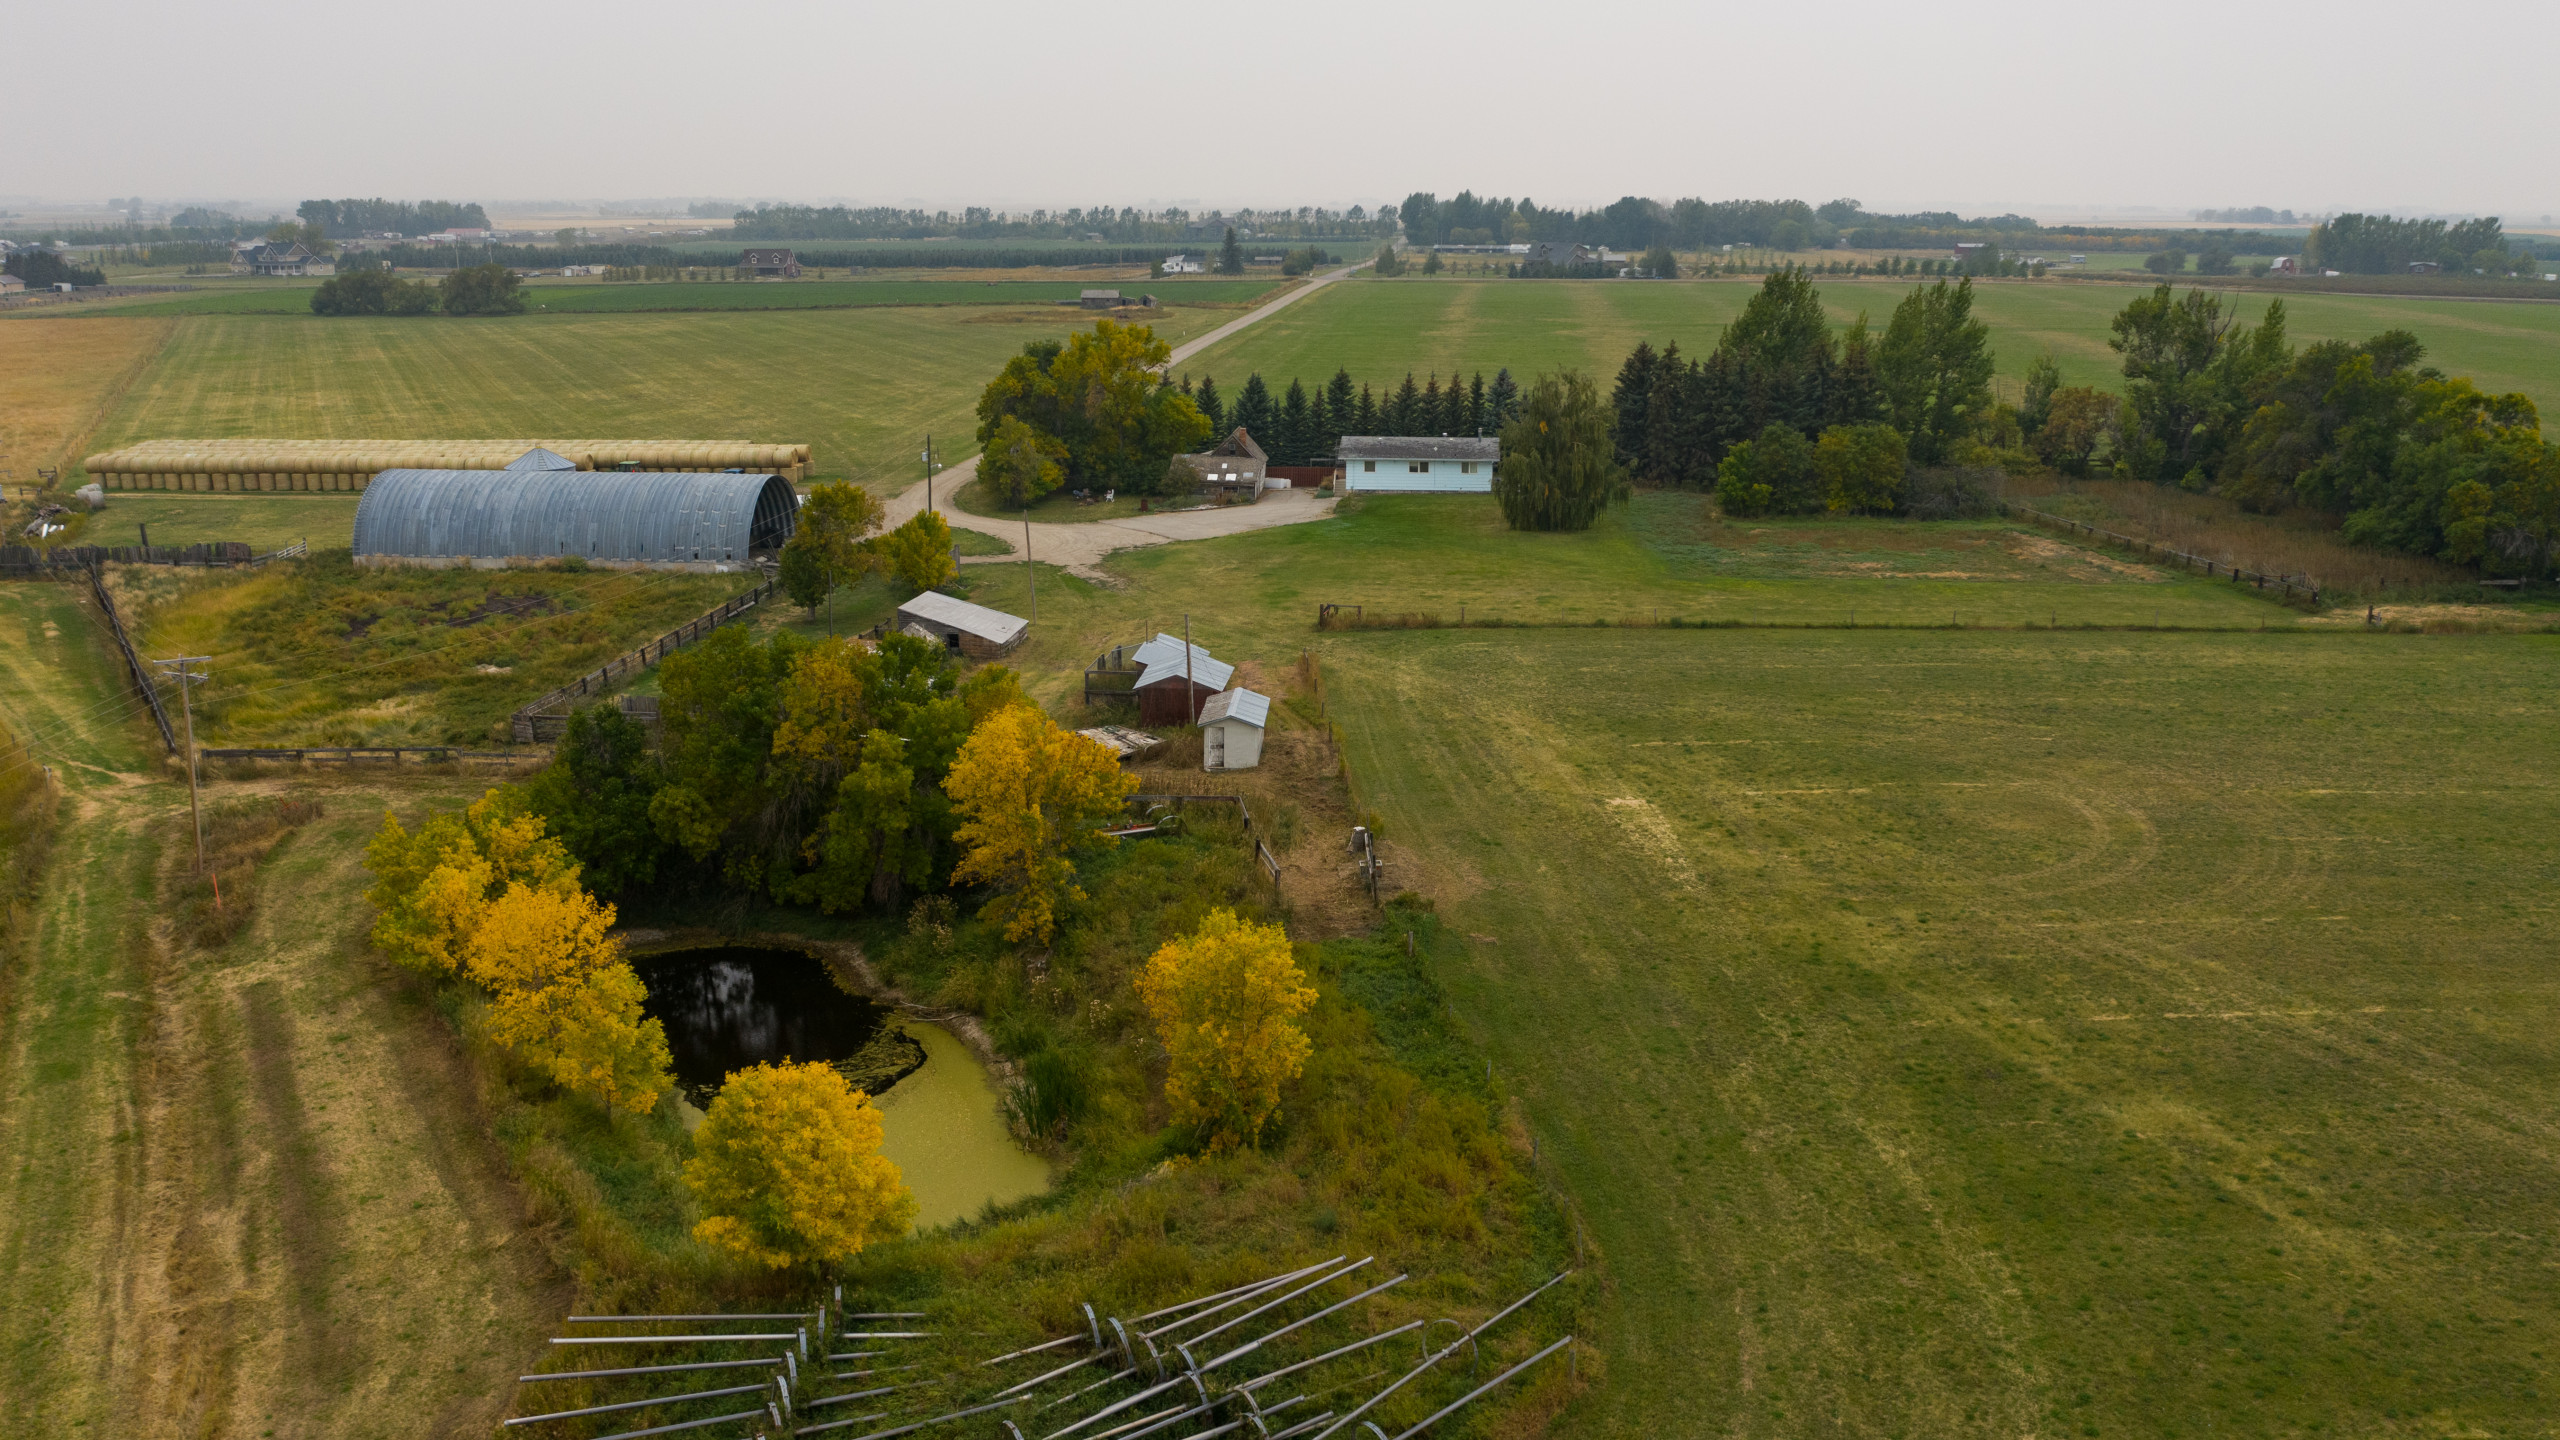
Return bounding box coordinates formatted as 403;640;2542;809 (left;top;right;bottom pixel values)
15;0;2553;219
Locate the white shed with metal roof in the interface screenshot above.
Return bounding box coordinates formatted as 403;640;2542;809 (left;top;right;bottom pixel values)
894;589;1028;659
1198;687;1269;771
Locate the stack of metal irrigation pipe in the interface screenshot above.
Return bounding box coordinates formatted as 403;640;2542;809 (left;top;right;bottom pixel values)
514;1305;841;1439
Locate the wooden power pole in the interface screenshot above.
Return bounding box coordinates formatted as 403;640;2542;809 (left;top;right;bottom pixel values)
153;655;211;872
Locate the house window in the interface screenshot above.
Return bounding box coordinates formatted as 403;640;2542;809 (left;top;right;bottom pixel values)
1460;462;1477;474
1409;461;1429;473
1362;461;1375;473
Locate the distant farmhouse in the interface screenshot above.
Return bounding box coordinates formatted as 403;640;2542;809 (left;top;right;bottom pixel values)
1171;428;1269;500
1524;241;1594;268
1336;435;1500;493
1159;254;1205;274
1075;289;1154;310
230;240;335;277
742;248;802;278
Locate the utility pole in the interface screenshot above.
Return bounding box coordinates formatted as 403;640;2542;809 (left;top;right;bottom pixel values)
153;656;210;872
1184;612;1194;723
1023;508;1035;624
921;435;943;513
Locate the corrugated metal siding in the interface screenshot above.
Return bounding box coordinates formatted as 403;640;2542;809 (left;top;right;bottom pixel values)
353;470;797;562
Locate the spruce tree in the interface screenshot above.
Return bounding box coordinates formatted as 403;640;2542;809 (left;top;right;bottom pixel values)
1218;226;1245;276
1467;373;1487;436
1353;383;1380;435
1612;341;1660;465
1278;379;1313;465
1388;373;1421;434
1231;373;1276;446
1195;375;1226;434
1324;369;1356;452
1485;369;1520;430
1421;374;1444;434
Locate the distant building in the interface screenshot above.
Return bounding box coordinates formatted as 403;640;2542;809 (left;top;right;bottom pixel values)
1172;428;1269;499
0;274;22;295
2408;260;2442;275
1524;241;1594;268
1336;435;1500;494
1952;242;1988;261
1160;254;1205;274
2269;256;2299;276
229;241;335;277
894;590;1028;659
1080;289;1125;308
741;248;802;278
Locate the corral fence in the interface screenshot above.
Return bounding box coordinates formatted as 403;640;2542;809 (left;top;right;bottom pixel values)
509;577;776;742
1081;640;1143;706
1999;501;2322;606
1123;792;1282;889
2;541;253;576
1315;602;1365;628
84;562;178;753
201;746;547;767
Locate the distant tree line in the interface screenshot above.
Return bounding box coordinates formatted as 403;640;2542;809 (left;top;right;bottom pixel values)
295;198;490;238
732;203;1395;244
2304;214;2542;275
2193;207;2306;225
310;263;524;317
4;250;108;288
1180;367;1524;464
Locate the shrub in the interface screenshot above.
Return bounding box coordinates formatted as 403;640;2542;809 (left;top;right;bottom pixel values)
1137;908;1317;1151
440;262;527;316
685;1061;915;1267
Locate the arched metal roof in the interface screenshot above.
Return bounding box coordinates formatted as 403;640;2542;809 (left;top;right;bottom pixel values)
352;468;798;564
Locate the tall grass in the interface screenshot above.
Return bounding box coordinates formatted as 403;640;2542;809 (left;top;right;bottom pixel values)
176;793;324;948
2001;474;2480;599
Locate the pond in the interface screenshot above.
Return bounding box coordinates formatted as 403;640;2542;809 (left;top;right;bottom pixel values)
631;945;1049;1228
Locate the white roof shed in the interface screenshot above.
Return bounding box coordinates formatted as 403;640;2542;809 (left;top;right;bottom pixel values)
1198;687;1269;772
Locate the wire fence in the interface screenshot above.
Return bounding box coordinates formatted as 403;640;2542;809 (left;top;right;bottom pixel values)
510;577;777;741
1998;500;2322;605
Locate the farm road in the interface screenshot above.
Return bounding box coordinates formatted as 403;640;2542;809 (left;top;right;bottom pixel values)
876;264;1359;578
0;581;563;1439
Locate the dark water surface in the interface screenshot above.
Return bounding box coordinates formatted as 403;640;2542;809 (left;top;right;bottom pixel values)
631;946;914;1108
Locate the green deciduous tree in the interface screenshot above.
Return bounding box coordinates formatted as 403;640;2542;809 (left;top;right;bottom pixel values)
1815;422;1908;514
1493;370;1630;532
1875;278;1997;465
876;510;958;593
975;321;1212;496
519;705;665;895
2108;287;2290;484
981;415;1067;509
439;263;526;316
1715;423;1819;517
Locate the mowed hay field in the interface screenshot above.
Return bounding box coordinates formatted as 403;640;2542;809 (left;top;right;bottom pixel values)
80;276;1287;317
1182;277;2560;416
75;300;1243;492
0;315;174;474
0;583;564;1439
1314;625;2560;1437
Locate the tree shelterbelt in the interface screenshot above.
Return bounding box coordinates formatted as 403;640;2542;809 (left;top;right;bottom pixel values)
1184;365;1521;464
976;320;1213;497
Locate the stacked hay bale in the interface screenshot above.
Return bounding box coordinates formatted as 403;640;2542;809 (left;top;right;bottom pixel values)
79;439;814;491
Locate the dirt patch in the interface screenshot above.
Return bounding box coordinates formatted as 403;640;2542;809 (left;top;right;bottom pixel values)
2299;602;2560;632
1121;724;1377;939
2003;530;2169;582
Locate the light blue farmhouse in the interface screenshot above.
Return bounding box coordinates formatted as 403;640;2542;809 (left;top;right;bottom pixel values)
1335;435;1501;493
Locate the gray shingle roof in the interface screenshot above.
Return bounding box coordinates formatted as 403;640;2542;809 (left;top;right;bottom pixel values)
1335;435;1502;461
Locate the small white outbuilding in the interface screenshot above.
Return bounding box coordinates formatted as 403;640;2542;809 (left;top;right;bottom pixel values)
1198;688;1270;772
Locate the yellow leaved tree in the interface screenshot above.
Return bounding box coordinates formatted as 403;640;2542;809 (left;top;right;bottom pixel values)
944;704;1137;943
364;790;577;975
1137;908;1317;1151
684;1060;915;1268
463;882;672;1120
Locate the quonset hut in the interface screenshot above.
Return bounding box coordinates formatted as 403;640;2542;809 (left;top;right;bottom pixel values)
353;448;798;571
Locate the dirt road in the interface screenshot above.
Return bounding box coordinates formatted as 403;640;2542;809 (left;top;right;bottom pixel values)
875;265;1359;579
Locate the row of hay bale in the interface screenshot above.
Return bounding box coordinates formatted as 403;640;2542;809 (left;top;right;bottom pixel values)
81;438;813;490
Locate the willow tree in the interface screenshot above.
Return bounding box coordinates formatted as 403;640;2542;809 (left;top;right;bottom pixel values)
1492;370;1629;531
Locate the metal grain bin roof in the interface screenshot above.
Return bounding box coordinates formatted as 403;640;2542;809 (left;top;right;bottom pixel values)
352;468;798;564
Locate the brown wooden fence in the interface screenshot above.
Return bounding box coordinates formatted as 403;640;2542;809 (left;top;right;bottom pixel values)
2;541;252;576
2000;501;2322;606
1125;792;1281;888
201;746;546;765
85;563;177;753
509;577;777;742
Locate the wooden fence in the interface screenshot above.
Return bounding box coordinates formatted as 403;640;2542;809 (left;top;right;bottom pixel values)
509;577;777;742
1082;640;1144;707
1125;792;1282;889
201;746;547;765
2;541;252;576
2000;501;2322;605
85;563;177;753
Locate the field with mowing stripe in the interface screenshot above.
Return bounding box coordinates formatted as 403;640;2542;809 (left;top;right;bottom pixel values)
74;277;1285;317
875;501;2560;1435
1182;277;2560;416
0;314;174;474
80;302;1237;490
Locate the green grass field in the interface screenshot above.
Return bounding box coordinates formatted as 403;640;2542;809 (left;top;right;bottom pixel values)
74;492;360;553
80;303;1237;490
73;277;1284;317
1182;277;2560;417
829;498;2560;1435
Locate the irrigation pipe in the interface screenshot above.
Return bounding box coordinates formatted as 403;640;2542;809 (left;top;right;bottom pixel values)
503;1383;769;1426
1383;1336;1575;1439
1306;1271;1574;1440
